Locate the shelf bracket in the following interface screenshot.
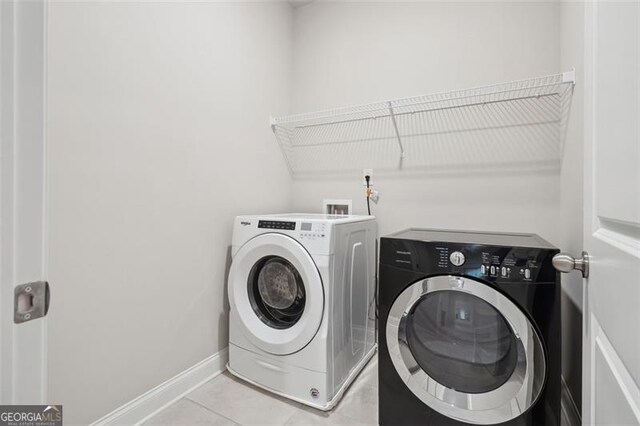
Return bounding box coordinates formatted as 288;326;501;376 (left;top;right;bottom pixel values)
562;68;576;85
387;102;405;158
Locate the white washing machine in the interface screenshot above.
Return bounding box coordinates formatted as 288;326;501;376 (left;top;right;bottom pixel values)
227;213;377;410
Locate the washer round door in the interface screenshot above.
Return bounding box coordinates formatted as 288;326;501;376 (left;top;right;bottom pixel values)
386;275;546;425
228;233;324;355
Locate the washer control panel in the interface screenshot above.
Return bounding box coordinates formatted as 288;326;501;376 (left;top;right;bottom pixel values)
299;222;327;240
258;220;296;230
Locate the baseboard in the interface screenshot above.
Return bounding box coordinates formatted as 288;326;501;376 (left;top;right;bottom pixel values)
92;348;228;426
561;375;581;426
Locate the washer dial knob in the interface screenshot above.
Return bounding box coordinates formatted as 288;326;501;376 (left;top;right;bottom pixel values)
450;251;466;266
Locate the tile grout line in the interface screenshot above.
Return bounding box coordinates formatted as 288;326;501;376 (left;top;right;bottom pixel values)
333;382;379;424
174;360;379;426
278;405;302;426
183;396;241;425
183;375;301;426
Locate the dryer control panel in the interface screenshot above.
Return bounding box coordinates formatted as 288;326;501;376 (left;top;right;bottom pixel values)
380;238;558;284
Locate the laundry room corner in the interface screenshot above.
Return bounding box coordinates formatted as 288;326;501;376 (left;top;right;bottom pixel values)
288;1;583;419
3;0;638;424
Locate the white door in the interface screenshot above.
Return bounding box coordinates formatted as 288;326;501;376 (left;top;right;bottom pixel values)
582;1;640;424
0;0;48;405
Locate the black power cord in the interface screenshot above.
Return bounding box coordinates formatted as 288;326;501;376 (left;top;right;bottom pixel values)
364;174;377;320
365;175;371;215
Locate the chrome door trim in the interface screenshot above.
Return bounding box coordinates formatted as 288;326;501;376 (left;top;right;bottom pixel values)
386;275;546;425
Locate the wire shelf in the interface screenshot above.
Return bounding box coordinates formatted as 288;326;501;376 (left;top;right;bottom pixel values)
271;71;575;178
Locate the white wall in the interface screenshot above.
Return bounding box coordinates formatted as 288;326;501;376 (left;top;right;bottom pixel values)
46;3;292;423
559;0;585;414
290;2;561;240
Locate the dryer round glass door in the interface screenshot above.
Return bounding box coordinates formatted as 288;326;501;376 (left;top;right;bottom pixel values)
228;233;324;355
386;275;546;425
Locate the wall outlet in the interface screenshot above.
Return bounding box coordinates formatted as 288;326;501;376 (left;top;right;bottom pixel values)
363;169;373;186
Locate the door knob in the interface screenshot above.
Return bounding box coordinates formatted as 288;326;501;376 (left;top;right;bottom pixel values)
552;251;589;278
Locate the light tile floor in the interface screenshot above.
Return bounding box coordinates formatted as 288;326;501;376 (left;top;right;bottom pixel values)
145;356;378;426
146;354;575;426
